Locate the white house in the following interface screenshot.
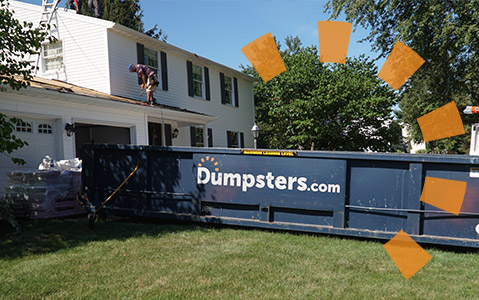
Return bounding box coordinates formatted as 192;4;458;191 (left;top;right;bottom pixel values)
0;1;257;193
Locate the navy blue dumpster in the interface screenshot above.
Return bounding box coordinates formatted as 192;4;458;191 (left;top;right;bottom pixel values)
81;144;479;248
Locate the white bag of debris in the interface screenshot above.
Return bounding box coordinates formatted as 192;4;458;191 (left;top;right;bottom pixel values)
38;156;82;172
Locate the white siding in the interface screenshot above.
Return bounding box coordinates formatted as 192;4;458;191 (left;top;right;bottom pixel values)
11;1;111;94
10;1;256;149
108;31;143;100
107;30;255;148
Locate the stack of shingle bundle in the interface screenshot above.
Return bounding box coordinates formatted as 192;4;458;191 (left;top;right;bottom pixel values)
4;170;84;219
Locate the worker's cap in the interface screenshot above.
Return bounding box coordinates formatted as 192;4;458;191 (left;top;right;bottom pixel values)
128;64;134;72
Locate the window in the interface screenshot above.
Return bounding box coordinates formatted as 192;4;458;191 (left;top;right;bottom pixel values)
137;43;168;91
148;122;172;146
144;47;158;74
191;126;207;147
38;123;53;135
43;41;63;71
224;76;233;105
192;64;203;98
230;131;239;148
227;131;244;148
16;121;33;133
220;73;239;107
187;61;210;100
195;127;204;147
148;122;162;146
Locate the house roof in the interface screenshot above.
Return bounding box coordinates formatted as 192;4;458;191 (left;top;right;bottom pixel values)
11;0;257;83
23;76;214;118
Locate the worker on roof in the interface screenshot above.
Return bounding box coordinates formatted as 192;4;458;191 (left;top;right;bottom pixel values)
67;0;100;17
128;64;159;106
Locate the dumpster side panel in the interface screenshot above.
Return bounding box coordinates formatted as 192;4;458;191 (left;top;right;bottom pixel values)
192;153;346;225
94;147;147;211
422;163;479;240
149;150;198;215
347;160;409;232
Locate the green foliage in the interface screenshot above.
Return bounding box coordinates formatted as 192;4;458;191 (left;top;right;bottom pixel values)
0;0;48;91
325;0;479;153
77;0;168;41
1;0;46;165
243;36;401;151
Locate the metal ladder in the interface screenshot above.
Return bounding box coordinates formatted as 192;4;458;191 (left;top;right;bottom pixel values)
32;0;61;75
39;0;61;27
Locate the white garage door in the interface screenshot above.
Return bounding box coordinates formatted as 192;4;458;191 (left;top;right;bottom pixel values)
0;118;59;195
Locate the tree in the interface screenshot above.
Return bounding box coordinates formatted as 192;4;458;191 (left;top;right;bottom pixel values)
76;0;168;42
1;0;48;232
1;0;49;165
242;36;402;152
325;0;479;153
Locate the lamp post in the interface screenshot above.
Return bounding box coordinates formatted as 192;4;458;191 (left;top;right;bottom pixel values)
251;124;260;149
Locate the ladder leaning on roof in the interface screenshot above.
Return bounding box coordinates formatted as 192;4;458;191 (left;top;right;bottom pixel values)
32;0;61;75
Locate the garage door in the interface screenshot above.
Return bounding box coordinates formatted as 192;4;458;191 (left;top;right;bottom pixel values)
0;118;59;194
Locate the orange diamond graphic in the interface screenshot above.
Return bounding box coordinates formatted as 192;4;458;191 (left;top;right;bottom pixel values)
417;101;465;142
317;21;352;64
241;32;286;82
420;176;467;216
383;230;431;280
377;41;425;90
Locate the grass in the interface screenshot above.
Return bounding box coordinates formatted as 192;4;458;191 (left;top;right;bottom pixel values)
1;218;479;299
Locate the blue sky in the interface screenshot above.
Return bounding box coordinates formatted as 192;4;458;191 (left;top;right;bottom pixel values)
18;0;384;71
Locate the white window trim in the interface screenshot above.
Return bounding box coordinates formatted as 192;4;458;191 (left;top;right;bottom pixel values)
144;47;161;89
192;63;205;99
42;40;64;73
229;131;241;148
195;127;205;147
38;123;54;135
223;75;235;106
15;121;34;134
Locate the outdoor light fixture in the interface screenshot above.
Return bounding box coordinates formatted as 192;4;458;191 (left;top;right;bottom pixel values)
172;128;179;139
251;124;260;149
65;122;75;137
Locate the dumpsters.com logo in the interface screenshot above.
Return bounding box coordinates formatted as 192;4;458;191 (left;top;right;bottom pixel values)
196;156;341;193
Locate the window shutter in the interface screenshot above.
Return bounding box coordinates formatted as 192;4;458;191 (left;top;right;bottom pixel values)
136;43;145;85
165;124;172;146
220;73;226;104
160;51;168;91
204;67;210;100
208;128;213;147
240;132;245;148
187;61;194;97
226;131;232;148
190;126;196;146
234;77;239;107
136;43;145;64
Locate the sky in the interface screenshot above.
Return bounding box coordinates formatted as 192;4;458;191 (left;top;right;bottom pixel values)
17;0;385;72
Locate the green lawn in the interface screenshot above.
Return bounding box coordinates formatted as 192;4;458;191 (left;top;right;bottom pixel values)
1;218;478;299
